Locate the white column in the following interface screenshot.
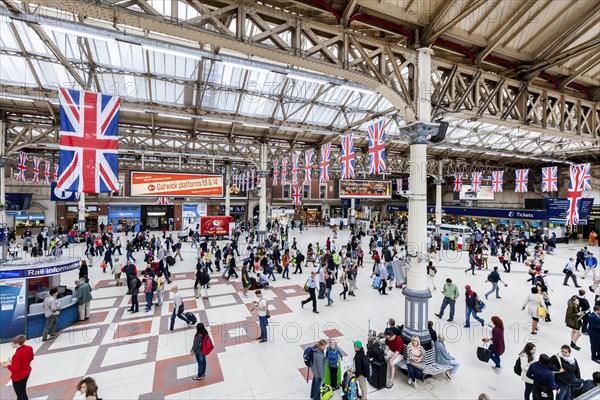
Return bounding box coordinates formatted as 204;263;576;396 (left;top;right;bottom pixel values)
225;163;231;216
350;198;356;226
0;117;6;231
258;142;268;232
78;193;86;232
435;160;444;227
141;153;145;170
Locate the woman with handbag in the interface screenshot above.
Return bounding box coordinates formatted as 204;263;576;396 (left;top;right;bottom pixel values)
565;296;584;351
481;316;505;373
522;287;548;335
406;336;426;388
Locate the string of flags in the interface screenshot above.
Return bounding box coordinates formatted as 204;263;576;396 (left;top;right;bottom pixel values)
16;151;58;186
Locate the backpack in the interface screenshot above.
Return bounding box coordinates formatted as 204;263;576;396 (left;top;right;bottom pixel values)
513;357;522;376
151;279;157;292
303;345;315;367
202;334;214;355
487;272;494;282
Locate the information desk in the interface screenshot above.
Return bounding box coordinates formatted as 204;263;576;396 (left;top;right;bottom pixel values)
0;258;81;341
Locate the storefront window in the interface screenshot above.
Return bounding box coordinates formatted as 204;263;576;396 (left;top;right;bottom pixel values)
303;184;310;199
283;185;290;199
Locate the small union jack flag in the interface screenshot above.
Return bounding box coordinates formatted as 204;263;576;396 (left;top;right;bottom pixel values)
579;163;591;190
541;166;558;192
255;169;260;188
396;178;403;194
156;197;169;205
32;157;40;184
304;149;313;184
273;160;279;186
471;172;482;192
251;169;256;190
453;173;462;192
17;151;27;182
491;171;504;193
292;186;302;205
281;158;288;186
368;120;386;174
340;134;355;180
515;169;529;192
320;143;331;183
53;164;59;182
292;152;299;186
44;161;51;186
566;164;585;225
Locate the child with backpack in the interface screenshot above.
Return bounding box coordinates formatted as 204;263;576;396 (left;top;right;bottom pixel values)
341;369;359;400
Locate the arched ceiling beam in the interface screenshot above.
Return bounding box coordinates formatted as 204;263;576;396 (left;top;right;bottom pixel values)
559;53;600;90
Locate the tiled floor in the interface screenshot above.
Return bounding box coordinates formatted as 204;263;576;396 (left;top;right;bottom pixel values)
1;227;599;400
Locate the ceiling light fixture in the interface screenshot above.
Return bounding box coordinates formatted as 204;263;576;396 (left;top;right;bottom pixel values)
242;123;270;129
287;74;328;85
339;84;376;95
141;44;202;61
42;25;116;43
157;113;193;120
221;61;271;74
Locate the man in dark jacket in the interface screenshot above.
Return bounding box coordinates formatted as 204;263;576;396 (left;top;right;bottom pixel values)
550;345;580;400
310;340;326;400
527;354;559;400
353;340;370;400
588;306;600;363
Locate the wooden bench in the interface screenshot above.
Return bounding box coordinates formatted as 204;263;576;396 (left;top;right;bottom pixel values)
396;347;452;378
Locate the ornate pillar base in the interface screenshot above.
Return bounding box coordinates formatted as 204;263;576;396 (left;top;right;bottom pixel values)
401;287;433;347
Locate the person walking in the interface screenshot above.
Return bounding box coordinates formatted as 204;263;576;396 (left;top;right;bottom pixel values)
435;334;460;380
464;285;485;328
325;271;335;306
122;260;138;295
575;248;587;271
522;287;547;335
550;345;581;400
281;249;291;279
339;266;349;300
127;271;141;313
1;335;34;400
309;339;327;400
75;279;93;321
317;264;326;299
582;252;598;280
143;272;154;313
519;343;537;400
170;286;192;331
155;270;164;306
565;296;584;351
563;258;581;287
301;271;319;314
42;287;60;342
527;354;559;400
435;278;459;322
190;323;212;381
252;290;269;343
353;340;369;400
588;305;600;363
484;267;508;300
427;261;437;290
378;262;388;295
76;377;100;400
482;316;505;373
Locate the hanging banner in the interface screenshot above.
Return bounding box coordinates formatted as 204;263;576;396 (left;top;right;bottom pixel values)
130;172;224;197
0;279;27;340
339;180;391;198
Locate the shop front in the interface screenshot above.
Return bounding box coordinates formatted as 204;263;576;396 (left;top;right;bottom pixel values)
219;205;247;221
108;205;141;233
14;214;45;236
303;206;322;225
66;205;98;231
182;204;207;228
588;207;600;237
141;205;174;230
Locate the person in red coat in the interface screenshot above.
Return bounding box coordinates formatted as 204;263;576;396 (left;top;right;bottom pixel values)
1;334;34;400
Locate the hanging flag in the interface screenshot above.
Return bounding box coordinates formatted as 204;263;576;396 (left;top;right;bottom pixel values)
17;151;27;182
292;186;302;205
491;171;504;193
541;166;558;192
291;152;299;186
396;178;403;194
579;163;591;190
232;172;237;190
156;197;170;205
281;158;288;186
57;88;120;193
304;149;313;184
340;134;355;180
273;160;279;186
566;164;585;225
367;120;386;174
246;171;250;192
319;143;331;183
53;164;59;182
453;173;462;192
44;161;51;186
471;172;482;192
255;169;260;188
31;157;40;184
251;169;256;190
515;169;529;192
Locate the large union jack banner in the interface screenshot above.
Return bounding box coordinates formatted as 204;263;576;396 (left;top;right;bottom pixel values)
367;120;386;174
57;88;120;193
453;173;462;192
319;143;330;183
272;160;279;186
17;151;27;182
340;134;355;180
291;153;299;186
292;186;302;205
304;149;313;184
541;166;558;192
515;169;529;193
566;164;585;225
281;158;288;186
32;157;40;184
491;171;504;193
471;171;482;193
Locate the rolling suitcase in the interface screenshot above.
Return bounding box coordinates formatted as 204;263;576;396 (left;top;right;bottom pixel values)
367;359;386;390
166;255;176;266
185;312;197;325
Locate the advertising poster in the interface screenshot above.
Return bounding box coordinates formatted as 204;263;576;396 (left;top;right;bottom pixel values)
0;279;27;341
339;180;391;198
50;182;80;202
459;185;495;201
131;172;224;197
546;198;594;224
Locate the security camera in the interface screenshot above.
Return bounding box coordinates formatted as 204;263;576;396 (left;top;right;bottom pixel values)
399;190;412;198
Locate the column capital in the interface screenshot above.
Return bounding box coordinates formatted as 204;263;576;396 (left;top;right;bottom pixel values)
433;179;444;185
398;122;441;145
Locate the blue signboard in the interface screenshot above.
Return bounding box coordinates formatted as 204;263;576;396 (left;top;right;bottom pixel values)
0;228;6;242
0;260;81;280
341;199;361;208
219;205;247;214
546;198;594;223
183;204;207;218
50;182;81;202
0;279;27;340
